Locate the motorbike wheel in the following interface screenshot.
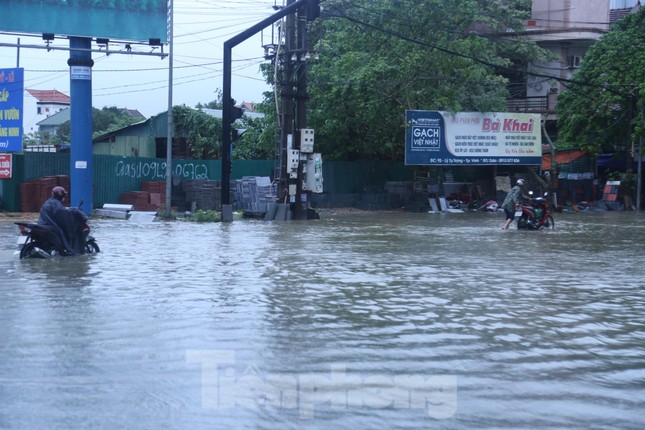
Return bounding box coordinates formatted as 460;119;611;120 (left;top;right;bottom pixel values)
85;240;100;254
544;216;555;229
517;217;528;229
20;242;48;259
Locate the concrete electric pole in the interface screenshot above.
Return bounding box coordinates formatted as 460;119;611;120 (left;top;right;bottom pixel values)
221;0;320;221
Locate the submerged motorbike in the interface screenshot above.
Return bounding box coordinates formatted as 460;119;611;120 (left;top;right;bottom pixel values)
515;192;555;230
15;207;100;259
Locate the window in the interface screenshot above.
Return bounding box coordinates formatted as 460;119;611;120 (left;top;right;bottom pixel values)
610;0;638;9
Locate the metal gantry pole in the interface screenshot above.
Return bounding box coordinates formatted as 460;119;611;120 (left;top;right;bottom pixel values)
68;37;94;213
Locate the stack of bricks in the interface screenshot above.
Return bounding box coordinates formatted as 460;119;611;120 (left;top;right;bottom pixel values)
141;181;166;209
20;175;70;212
119;191;153;211
119;181;166;211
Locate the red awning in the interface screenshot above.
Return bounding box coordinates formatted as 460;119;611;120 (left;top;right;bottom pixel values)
542;149;587;170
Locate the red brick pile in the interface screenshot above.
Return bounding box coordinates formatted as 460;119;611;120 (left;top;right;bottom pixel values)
119;181;166;211
20;175;70;212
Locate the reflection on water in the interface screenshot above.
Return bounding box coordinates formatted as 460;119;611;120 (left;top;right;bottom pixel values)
0;211;644;429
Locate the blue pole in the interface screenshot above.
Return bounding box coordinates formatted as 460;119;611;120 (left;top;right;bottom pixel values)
68;37;94;214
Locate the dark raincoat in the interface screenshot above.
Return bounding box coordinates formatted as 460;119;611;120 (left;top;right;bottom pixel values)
38;197;83;255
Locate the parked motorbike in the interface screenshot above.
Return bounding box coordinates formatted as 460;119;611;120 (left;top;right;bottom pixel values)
15;206;100;259
515;192;555;230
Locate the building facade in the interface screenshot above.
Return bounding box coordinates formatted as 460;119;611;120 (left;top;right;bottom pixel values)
23;89;70;136
506;0;640;138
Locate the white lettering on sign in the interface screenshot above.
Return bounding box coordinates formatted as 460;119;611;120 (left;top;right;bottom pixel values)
411;126;440;151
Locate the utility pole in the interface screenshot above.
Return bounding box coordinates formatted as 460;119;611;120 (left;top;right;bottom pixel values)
279;0;319;220
165;0;174;215
221;0;319;221
293;0;309;220
638;73;644;210
282;0;298;216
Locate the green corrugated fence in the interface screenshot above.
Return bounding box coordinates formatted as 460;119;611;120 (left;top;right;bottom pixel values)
0;154;414;212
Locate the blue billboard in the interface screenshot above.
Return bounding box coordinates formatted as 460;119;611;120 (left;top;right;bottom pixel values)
0;68;24;152
405;110;542;166
1;0;168;43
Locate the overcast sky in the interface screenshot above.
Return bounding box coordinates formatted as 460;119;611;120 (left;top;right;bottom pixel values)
0;0;281;118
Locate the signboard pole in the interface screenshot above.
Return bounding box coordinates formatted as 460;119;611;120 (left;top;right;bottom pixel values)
68;37;94;213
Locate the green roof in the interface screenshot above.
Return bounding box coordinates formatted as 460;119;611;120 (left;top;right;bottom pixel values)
36;108;70;126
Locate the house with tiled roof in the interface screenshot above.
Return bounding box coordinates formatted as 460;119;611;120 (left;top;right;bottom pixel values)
23;89;70;136
36;107;71;140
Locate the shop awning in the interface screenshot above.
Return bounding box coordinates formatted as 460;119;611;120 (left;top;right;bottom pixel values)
542;149;588;170
596;153;636;170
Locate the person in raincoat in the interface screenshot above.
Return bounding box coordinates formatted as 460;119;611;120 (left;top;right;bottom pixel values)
38;186;79;254
501;179;530;230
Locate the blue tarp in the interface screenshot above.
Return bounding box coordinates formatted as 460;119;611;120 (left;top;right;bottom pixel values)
596;153;636;170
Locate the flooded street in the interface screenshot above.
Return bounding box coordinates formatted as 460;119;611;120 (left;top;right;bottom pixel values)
1;210;644;429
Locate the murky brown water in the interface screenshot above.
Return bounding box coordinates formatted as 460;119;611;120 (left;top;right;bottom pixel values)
1;210;644;429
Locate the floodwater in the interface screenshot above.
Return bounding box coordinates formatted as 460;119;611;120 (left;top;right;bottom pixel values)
0;210;644;429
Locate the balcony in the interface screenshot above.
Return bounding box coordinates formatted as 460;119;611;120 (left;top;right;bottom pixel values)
506;91;558;118
507;95;547;112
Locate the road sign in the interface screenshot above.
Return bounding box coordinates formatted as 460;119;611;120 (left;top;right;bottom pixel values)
0;153;12;179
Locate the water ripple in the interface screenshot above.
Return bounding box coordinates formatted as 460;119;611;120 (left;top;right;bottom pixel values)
1;211;644;429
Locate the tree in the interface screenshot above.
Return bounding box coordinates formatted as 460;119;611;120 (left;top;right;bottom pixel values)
304;0;547;160
232;108;276;160
557;9;645;157
195;89;224;110
172;105;222;159
54;106;143;144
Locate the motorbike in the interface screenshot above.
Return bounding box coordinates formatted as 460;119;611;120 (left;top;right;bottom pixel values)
514;192;555;230
15;206;100;259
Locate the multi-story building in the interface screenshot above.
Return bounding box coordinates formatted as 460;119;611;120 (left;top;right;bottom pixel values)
507;0;640;130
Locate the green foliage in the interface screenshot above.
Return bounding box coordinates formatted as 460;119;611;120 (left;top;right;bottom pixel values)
186;209;221;223
557;9;645;155
52;106;142;145
304;0;545;160
195;89;224;110
230;96;278;160
195;89;277;161
172;105;223;159
232;112;276;160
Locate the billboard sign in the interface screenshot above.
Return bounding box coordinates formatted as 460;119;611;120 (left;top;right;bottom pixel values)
1;0;168;43
405;110;542;166
0;68;24;153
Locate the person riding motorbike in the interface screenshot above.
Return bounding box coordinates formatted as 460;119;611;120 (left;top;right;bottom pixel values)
37;186;81;255
501;178;531;230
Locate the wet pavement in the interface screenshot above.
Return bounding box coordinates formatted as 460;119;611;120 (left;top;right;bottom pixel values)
1;209;644;429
